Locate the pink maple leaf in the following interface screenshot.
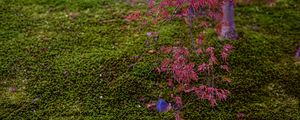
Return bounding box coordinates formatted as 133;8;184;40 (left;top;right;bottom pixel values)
198;63;207;72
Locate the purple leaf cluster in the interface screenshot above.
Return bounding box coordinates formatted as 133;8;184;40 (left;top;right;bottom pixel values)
156;42;233;105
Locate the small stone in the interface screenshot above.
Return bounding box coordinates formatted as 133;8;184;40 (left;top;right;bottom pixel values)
147;32;153;37
144;40;149;46
139;96;145;102
156;99;171;113
153;36;159;41
69;12;80;20
237;112;245;120
9;86;17;93
175;41;182;46
146;101;156;109
132;55;140;61
147;50;157;54
159;84;163;89
252;24;260;31
37;95;41;99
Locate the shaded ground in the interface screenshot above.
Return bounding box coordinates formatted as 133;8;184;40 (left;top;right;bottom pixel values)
1;0;299;119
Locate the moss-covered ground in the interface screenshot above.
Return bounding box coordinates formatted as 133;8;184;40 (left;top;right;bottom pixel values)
1;0;299;119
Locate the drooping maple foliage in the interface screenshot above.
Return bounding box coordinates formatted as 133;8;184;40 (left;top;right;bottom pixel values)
125;0;236;119
145;0;238;39
157;43;233;106
125;11;141;21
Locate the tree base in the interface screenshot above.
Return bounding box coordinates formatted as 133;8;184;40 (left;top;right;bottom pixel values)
219;29;238;40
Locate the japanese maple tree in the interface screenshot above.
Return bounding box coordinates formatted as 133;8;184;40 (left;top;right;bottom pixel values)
126;0;237;119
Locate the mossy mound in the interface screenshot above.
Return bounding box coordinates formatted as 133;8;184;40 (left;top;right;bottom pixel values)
1;0;299;119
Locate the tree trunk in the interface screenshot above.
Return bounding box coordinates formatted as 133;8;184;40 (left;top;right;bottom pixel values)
296;46;300;58
220;0;238;40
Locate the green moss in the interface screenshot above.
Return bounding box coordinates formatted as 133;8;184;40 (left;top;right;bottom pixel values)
1;0;299;119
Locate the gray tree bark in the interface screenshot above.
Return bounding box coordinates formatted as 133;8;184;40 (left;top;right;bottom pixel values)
296;46;300;58
220;0;238;40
